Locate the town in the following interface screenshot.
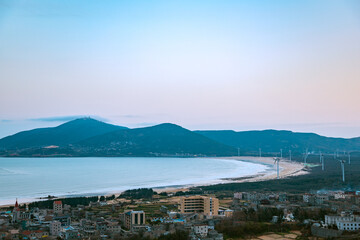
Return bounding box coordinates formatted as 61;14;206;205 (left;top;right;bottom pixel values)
2;186;360;240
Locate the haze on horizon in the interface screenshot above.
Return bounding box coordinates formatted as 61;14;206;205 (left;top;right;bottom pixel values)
0;0;359;139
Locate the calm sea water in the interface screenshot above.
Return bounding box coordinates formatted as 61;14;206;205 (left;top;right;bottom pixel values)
0;157;270;205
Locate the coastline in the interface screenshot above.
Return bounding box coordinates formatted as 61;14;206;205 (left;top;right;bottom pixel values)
154;156;308;193
222;156;308;182
0;156;308;207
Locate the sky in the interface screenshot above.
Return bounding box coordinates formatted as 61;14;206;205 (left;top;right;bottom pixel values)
0;0;360;138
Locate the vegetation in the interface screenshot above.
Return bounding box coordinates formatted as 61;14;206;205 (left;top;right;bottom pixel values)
119;188;155;200
199;154;360;194
197;129;360;154
216;220;298;239
28;196;99;209
0;118;124;150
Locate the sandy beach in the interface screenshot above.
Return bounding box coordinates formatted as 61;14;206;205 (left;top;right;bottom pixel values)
155;156;308;193
223;156;308;182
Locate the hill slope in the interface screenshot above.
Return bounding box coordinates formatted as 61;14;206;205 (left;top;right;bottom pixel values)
0;118;125;150
196;130;360;154
75;123;237;156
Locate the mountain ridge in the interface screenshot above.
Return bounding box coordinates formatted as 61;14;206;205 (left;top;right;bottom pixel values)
0;118;126;150
1;118;360;157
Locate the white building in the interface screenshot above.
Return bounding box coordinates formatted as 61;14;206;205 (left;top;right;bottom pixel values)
193;224;209;237
53;201;63;214
334;192;345;199
303;194;313;203
325;214;360;231
337;221;360;231
50;221;62;236
234;192;243;199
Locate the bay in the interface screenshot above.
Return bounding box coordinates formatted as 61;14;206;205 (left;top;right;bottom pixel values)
0;157;271;205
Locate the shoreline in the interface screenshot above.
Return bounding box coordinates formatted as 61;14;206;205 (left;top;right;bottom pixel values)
0;156;308;207
222;156;308;182
155;156;308;193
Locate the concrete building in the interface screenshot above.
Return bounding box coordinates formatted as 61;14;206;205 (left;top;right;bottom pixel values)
50;221;61;236
53;201;63;214
179;196;219;216
12;200;20;223
224;209;234;218
193;224;208;237
325;214;360;231
124;210;146;230
54;215;71;226
337;220;360;231
234;192;243;199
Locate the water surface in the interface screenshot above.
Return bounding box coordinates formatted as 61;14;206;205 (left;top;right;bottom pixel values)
0;157;270;205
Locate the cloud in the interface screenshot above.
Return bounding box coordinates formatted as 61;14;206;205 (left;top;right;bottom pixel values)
0;119;12;123
131;122;159;127
278;122;345;128
117;115;142;119
29;115;109;122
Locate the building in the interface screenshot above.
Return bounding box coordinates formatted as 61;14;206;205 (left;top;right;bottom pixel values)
193;224;208;237
60;226;80;239
234;192;243;199
53;201;63;214
325;214;360;231
22;230;49;239
124;210;146;230
337;220;360;231
316;194;329;205
179;196;219;216
50;220;62;236
54;215;71;226
224;209;234;218
12;199;20;223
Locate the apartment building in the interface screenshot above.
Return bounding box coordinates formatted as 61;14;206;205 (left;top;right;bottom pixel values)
50;221;61;236
53;201;63;214
124;210;146;230
179;195;219;216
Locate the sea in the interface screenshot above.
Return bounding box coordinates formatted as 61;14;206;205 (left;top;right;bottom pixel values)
0;157;272;205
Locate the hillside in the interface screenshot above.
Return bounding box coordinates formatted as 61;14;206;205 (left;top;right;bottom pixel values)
196;130;360;154
1;118;360;157
0;118;125;150
75;123;237;156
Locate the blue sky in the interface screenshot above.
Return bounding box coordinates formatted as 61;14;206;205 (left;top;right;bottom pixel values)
0;0;360;138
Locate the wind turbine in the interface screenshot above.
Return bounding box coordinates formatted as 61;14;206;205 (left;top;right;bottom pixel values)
280;149;283;158
348;152;351;165
259;148;262;158
339;159;345;182
237;147;240;157
289;150;292;161
321;154;325;171
304;148;309;164
274;157;281;179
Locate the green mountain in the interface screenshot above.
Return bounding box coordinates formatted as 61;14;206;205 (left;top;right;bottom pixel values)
75;123;237;156
0;118;125;150
196;129;360;154
1;118;360;157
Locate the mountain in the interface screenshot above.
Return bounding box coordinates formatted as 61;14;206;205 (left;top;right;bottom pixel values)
75;123;237;156
196;129;360;154
0;118;126;150
1;118;360;157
